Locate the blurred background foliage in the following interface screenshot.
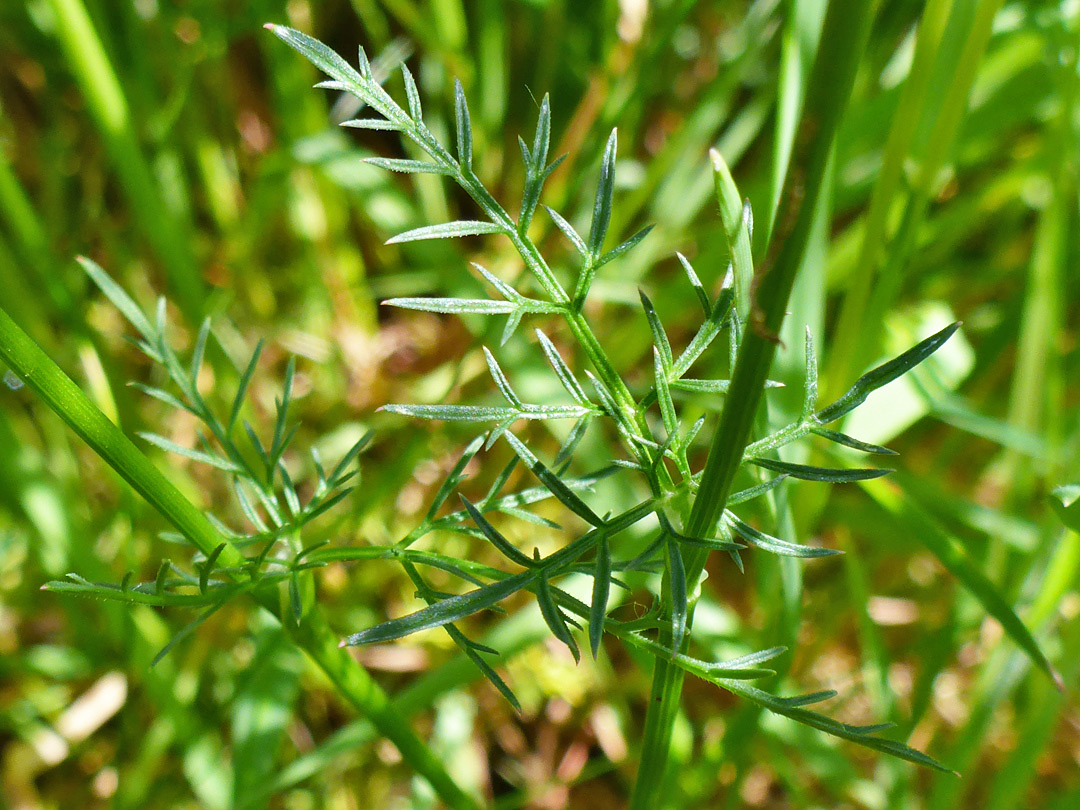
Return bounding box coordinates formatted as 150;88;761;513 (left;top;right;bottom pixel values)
0;0;1078;808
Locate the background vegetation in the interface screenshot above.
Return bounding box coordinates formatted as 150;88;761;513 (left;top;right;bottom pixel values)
1;0;1078;808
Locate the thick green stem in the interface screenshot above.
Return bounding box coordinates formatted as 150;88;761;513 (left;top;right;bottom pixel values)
0;304;480;810
628;2;878;806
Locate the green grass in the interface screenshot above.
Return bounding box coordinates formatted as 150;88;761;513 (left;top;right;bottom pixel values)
1;1;1078;808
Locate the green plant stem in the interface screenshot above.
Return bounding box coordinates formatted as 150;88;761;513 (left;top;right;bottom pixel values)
45;0;205;320
629;2;878;805
0;302;480;810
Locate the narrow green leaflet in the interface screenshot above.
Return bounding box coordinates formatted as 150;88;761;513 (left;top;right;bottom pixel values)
265;25;366;92
483;348;522;408
803;328;819;417
380;404;589;422
654;351;678;439
362;158;454;175
386;221;506;244
676;253;711;318
400;63;422;120
543;206;588;257
590;536;611;659
749;456;891;483
594;225;654;270
535;329;591;407
538;575;580;662
518;95;551;230
639;291;672;370
503;432;604;527
453;79;473;172
460;497;535;569
229;340;264;433
383;298;516;315
812;426;897;455
816;322;960;424
341;572;534;646
341;118;401;131
588;129;618;259
79;256;155;342
725;513;840;558
139;432;243;473
716;679;954;773
426;435;485;520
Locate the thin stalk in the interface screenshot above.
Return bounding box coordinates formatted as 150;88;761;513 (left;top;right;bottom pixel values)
0;303;480;810
45;0;205;320
629;2;878;805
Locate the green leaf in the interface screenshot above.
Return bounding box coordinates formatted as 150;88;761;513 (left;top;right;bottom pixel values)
749;457;890;483
725;514;840;558
327;431;372;488
518;94;551;231
129;382;197;416
340;117;400;131
386;221;506;244
535;329;591;407
342;572;533;646
229;340;264;433
538;576;580;662
588;129;617;258
381;403;587;422
503;432;604;527
531;94;551;171
639;290;672;370
816;322;960;424
811;426;897;455
265;25;365;91
676;253;711;318
482;347;522;408
445;624;520;711
190;318;212;382
426;435;485;520
383;297;516;315
803;327;818;417
400;63;422;120
152;600;230;668
594;224;654;270
554;415;592;471
78;258;155;344
590;536;611;659
728;475;788;505
468;263;516;302
453;79;472;171
362;157;454;175
654;351;678;439
1051;484;1080;532
268;356;297;472
716;679;953;773
200;543;228;593
139;432;243;473
460;496;535;568
670;379;732;395
543;205;588;257
155;560;171;594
